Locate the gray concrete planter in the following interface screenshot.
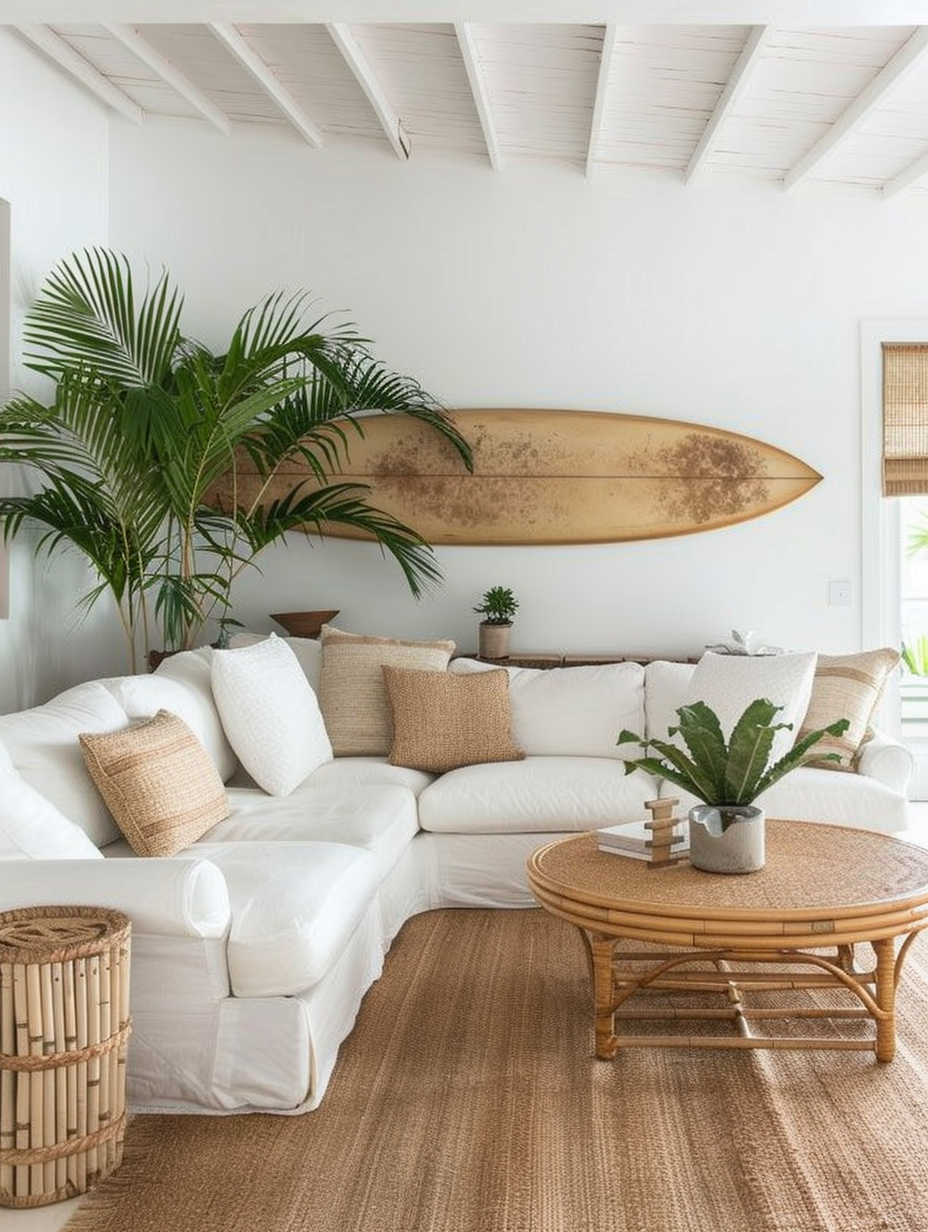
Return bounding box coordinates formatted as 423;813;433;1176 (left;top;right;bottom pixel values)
688;804;766;874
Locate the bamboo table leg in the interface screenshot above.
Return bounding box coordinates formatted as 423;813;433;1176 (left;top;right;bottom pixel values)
590;933;619;1059
873;937;897;1063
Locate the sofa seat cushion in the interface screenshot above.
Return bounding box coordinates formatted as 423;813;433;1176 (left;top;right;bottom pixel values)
191;841;382;996
302;757;435;796
203;784;418;879
659;766;909;833
418;756;659;834
449;658;645;759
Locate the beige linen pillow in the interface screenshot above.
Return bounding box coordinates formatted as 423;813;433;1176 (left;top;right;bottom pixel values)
797;648;900;771
80;710;230;857
319;625;456;756
383;666;524;773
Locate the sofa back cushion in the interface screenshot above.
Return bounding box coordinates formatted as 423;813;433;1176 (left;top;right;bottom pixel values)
449;659;645;759
0;681;130;846
319;625;456;756
644;660;696;744
152;649;238;782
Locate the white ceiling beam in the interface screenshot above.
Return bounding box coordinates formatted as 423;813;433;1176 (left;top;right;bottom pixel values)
455;22;500;172
15;25;143;123
326;22;410;160
105;23;230;134
883;147;928;198
209;23;325;147
585;23;618;180
783;24;928;191
685;24;771;183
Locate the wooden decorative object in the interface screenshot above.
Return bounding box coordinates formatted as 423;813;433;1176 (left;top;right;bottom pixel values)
643;798;687;868
0;906;132;1209
223;409;822;546
270;610;339;639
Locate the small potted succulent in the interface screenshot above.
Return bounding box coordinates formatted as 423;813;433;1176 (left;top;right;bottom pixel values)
618;698;849;873
473;586;519;659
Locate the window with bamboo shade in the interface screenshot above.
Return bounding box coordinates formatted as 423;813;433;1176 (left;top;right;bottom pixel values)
883;342;928;495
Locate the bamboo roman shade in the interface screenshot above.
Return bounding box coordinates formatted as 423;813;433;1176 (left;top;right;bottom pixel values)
883;343;928;495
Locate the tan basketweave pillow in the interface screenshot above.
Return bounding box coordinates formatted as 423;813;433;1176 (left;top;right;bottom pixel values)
80;710;229;856
319;625;456;756
797;648;900;771
383;666;525;773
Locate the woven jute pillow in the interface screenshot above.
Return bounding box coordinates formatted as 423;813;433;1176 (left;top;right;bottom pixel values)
796;648;900;771
383;665;525;773
319;625;456;756
80;710;230;857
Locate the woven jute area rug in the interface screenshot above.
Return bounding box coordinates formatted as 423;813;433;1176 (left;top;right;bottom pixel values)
64;908;928;1232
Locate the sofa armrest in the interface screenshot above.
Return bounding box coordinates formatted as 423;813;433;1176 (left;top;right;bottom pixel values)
0;857;231;938
857;728;915;796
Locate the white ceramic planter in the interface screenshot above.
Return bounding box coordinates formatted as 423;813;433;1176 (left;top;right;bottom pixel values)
688;804;766;874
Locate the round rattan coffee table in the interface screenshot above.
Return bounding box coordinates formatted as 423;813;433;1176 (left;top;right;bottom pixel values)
527;821;928;1062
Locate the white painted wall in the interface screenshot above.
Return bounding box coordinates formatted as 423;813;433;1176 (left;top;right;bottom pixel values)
108;120;928;662
0;31;113;711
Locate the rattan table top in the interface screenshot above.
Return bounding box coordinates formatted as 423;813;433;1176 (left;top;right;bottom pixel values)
528;822;928;925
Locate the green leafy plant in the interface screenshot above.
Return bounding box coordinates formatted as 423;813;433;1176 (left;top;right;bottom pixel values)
618;699;850;829
0;248;473;671
473;585;519;625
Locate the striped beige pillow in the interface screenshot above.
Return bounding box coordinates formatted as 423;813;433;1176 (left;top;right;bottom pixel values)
80;710;229;856
797;649;900;771
319;625;456;756
384;666;524;773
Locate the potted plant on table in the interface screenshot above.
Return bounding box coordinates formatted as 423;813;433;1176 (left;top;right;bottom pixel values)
473;585;519;659
618;699;849;873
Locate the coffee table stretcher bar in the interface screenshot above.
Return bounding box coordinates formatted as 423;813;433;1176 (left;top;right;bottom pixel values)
526;824;928;1063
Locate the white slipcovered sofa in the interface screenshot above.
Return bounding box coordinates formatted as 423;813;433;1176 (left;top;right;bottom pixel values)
0;631;911;1115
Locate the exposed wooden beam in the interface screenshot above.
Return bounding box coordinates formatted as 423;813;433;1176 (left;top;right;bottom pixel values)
15;25;143;123
883;147;928;198
783;24;928;191
455;22;500;172
209;23;325;148
105;23;230;134
326;22;410;160
585;23;618;180
685;24;771;184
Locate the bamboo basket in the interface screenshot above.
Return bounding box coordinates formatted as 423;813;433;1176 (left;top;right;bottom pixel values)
0;905;132;1208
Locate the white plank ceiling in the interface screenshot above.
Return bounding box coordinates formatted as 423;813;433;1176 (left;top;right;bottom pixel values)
13;16;928;195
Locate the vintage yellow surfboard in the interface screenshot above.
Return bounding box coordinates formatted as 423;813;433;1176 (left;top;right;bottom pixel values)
233;408;821;546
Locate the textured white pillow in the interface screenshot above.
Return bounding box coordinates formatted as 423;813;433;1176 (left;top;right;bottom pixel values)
680;651;817;763
211;634;333;796
229;632;322;694
0;766;104;861
0;681;130;846
449;658;645;758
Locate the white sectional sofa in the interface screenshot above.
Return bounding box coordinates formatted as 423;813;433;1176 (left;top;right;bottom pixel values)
0;631;911;1116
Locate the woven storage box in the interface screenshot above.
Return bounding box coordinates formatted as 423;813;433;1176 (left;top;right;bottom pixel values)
0;905;132;1208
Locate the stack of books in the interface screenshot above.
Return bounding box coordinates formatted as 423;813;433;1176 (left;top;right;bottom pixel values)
597;819;689;860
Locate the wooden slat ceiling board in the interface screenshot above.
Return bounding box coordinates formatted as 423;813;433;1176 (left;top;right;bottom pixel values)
51;23;203;118
350;23;485;153
471;24;604;163
709;26;916;178
237;24;382;141
595;26;749;171
136;25;284;125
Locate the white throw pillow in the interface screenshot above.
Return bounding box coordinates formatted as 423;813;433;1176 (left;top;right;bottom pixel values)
229;632;322;694
0;681;130;847
0;766;103;861
449;658;645;759
211;634;333;796
680;651;817;763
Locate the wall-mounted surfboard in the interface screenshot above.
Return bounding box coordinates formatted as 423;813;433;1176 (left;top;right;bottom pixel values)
231;409;821;546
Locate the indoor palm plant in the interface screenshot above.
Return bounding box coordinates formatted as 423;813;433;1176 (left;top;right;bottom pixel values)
619;699;849;872
0;249;472;672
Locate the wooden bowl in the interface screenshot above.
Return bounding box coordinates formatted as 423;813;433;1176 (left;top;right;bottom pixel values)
270;610;339;639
